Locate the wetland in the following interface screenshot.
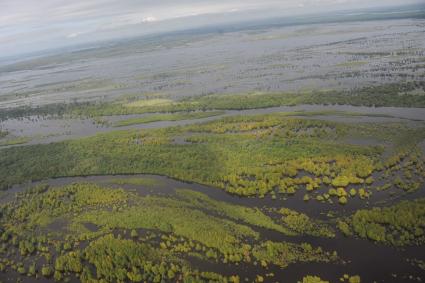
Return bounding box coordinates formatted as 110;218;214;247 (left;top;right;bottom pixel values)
1;7;425;283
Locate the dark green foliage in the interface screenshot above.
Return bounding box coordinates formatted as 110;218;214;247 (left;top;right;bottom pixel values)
1;114;421;197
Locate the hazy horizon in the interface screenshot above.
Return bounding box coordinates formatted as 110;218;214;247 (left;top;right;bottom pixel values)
1;0;424;58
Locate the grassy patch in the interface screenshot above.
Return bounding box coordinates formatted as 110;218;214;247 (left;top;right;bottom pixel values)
0;136;31;147
114;111;224;127
108;177;161;186
124;98;174;108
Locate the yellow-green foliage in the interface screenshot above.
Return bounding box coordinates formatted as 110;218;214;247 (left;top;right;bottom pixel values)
108;177;160;186
0;136;31;146
0;183;129;235
176;190;295;235
71;183;129;206
252;241;337;268
344;199;425;246
78;202;259;256
125;98;174;108
340;274;361;283
0;182;338;282
114;111;224;127
83;234;233;283
299;275;330;283
0;113;423;207
278;208;335;238
66;83;425;119
55;252;83;273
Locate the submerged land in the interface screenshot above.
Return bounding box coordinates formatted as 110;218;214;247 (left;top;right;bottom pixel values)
1;5;425;283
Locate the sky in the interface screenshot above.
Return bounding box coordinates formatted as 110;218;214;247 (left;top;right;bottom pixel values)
0;0;423;58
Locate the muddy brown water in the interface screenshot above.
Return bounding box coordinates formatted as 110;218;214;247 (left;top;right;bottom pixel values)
1;174;424;283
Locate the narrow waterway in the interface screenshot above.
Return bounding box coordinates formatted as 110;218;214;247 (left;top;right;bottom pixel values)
1;104;424;148
2;174;424;283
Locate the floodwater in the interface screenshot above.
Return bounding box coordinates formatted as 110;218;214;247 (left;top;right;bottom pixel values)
1;174;424;283
1;104;425;148
0;19;424;109
0;13;424;283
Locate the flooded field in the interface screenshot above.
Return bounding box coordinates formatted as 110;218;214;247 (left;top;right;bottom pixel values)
1;5;425;283
0;19;424;109
1;174;424;283
1;104;425;147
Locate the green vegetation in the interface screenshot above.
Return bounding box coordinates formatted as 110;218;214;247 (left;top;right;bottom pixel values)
339;199;425;246
70;83;425;118
252;241;337;268
0;136;31;147
125;98;174;108
2;83;423;121
0;130;8;139
339;274;361;283
0;182;337;282
77;196;261;257
175;190;295;235
277;208;335;238
0;113;423;209
82;234;224;283
0;21;424;282
107;177;161;186
299;275;330;283
0;109;424;282
114;111;224;127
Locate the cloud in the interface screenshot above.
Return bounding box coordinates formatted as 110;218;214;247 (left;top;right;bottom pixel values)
142;16;157;23
67;32;84;38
